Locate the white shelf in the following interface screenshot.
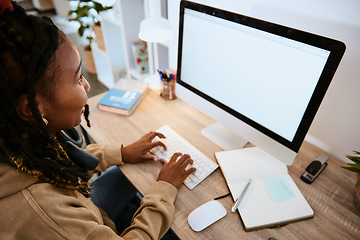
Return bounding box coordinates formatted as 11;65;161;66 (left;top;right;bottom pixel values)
101;11;122;27
129;68;151;80
91;44;114;89
91;0;171;86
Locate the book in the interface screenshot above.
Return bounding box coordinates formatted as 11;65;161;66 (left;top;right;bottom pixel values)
215;147;314;230
97;79;149;116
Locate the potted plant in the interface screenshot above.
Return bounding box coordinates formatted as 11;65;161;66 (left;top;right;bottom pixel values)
342;151;360;210
68;0;112;74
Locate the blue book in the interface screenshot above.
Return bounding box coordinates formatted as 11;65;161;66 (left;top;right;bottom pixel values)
97;88;148;116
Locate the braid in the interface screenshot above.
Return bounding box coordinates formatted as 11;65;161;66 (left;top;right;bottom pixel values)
84;104;91;127
0;1;90;196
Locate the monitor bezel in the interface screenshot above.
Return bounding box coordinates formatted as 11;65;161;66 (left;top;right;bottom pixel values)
176;0;345;153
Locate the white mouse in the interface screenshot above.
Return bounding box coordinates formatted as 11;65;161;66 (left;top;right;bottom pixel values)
187;200;227;232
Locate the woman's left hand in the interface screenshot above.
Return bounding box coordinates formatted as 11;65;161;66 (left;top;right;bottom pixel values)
121;131;166;163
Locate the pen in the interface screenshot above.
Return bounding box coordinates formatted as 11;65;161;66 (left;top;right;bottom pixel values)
157;70;163;81
231;178;252;213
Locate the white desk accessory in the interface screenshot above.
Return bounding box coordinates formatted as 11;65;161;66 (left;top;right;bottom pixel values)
187;200;227;232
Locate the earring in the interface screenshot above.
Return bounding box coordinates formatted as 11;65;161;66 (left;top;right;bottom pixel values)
42;116;48;126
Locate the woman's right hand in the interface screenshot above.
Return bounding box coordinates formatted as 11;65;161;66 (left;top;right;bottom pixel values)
157;153;196;188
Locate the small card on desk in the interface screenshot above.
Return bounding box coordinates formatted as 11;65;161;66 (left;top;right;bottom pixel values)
215;147;314;230
264;176;296;201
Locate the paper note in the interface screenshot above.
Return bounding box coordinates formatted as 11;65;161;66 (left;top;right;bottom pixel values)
264;176;296;201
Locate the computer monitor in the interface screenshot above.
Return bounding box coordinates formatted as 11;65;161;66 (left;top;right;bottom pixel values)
176;1;345;165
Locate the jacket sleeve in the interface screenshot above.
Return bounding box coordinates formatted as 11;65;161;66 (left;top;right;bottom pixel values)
85;144;124;172
120;181;178;240
26;181;177;240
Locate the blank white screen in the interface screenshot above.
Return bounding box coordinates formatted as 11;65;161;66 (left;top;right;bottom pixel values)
181;9;330;141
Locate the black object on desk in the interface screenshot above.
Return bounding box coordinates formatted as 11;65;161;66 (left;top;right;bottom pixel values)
301;154;328;184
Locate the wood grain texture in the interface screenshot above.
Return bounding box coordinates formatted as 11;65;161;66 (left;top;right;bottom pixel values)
81;90;360;240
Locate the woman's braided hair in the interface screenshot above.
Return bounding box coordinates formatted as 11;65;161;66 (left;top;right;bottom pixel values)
0;1;91;196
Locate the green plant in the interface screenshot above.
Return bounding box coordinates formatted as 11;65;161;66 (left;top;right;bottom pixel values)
68;0;112;46
342;151;360;187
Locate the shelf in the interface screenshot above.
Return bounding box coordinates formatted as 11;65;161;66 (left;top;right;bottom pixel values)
129;68;151;80
91;0;171;86
91;44;115;89
101;11;122;27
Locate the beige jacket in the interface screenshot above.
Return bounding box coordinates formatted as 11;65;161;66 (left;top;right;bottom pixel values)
0;144;178;240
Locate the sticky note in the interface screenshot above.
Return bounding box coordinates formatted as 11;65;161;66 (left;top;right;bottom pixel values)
264;176;296;201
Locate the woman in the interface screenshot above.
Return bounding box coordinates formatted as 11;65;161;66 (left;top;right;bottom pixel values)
0;1;195;239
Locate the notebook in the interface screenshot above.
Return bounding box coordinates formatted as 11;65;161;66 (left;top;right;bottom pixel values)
215;147;314;230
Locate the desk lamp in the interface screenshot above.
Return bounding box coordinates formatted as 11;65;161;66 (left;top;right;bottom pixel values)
139;0;173;89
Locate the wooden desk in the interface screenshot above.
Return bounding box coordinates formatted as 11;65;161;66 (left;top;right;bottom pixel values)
81;90;360;239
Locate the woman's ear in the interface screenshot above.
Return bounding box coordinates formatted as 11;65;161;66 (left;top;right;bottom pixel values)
16;94;35;122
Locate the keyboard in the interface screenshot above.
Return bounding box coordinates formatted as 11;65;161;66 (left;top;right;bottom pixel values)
151;125;218;189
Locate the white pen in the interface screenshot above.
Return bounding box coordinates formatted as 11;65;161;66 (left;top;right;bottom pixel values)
231;178;252;213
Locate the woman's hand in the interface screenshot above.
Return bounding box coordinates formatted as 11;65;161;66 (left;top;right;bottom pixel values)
121;131;167;163
157;153;196;188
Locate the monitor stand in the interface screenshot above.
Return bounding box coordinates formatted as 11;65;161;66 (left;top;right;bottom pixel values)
201;122;248;150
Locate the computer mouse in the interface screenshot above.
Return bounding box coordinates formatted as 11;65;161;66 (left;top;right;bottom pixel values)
187;200;227;232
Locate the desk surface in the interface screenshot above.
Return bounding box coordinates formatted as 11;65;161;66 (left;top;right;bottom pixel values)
81;90;360;240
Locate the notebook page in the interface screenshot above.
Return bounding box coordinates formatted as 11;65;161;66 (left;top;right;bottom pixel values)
215;147;288;185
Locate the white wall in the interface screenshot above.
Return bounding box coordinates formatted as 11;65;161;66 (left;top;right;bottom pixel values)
168;0;360;162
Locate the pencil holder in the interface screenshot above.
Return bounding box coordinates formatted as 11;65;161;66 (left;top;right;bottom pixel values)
160;78;177;100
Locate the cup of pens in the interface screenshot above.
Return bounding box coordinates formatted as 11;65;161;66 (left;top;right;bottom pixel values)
157;70;177;100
